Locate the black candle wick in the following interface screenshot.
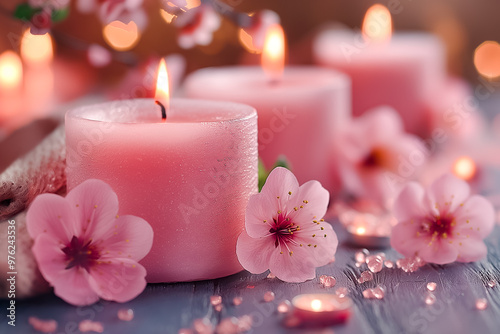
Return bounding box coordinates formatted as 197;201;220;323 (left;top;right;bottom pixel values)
155;101;167;121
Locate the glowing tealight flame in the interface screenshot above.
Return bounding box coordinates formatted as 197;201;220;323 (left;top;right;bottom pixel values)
453;157;477;181
20;30;53;65
310;299;323;312
103;20;140;51
474;41;500;80
362;4;392;43
0;51;23;90
261;24;285;82
356;226;367;235
155;59;170;120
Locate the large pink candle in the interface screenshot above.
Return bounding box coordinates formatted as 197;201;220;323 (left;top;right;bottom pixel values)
183;66;350;192
313;5;445;135
65;98;258;283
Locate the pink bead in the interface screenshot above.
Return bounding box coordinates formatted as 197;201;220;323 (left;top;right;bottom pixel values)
375;252;386;261
193;318;214;334
362;288;375;299
28;317;58;333
267;272;276;279
384;260;394;268
366;255;384;273
355;249;369;263
237;315;253;332
355;262;362;268
426;282;437;292
277;300;291;313
233;296;243;306
476;298;488;310
487;280;496;288
214;304;223;312
425;293;436;305
396;256;425;273
263;291;275;302
320;275;336;287
362;285;385;299
358;270;374;283
210;295;222;306
216;317;240;334
79;320;104;333
335;287;348;298
117;308;134;321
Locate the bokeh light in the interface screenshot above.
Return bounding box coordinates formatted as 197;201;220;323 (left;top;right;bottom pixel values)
474;41;500;80
20;30;54;65
453;156;477;181
103;21;141;51
0;51;23;90
362;4;392;42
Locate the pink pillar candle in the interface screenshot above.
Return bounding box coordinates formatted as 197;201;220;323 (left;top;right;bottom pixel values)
65;98;258;283
183;66;351;193
314;29;446;134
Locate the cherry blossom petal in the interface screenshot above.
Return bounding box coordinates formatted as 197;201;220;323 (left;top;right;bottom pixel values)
455;238;488;263
31;233;68;283
417;239;459;265
27;194;76;243
288;180;329;223
294;222;338;267
65;179;119;239
268;247;317;283
356;107;404;143
393;182;426;223
390;220;425;257
244;193;277;238
453;195;495;239
236;232;274;274
261;167;300;209
98;215;154;261
88;259;147;303
53;266;99;306
424;173;470;216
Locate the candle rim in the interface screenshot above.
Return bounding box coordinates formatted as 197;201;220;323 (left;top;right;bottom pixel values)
65;98;257;124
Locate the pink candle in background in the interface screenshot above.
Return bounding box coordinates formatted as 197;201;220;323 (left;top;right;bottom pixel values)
65;62;258;282
313;5;445;135
184;25;351;193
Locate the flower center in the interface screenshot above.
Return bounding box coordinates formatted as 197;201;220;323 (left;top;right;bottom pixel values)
269;213;299;249
421;215;455;239
362;148;386;169
62;236;100;271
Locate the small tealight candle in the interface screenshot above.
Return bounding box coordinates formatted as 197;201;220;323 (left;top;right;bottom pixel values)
291;293;352;327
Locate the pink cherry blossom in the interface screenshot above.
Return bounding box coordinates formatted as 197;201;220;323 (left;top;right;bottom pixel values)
333;106;427;207
29;0;70;10
236;167;338;283
242;10;280;50
26;179;153;306
391;174;495;264
175;5;221;49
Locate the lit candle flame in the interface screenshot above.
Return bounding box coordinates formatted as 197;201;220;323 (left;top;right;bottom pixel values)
362;4;392;43
261;24;285;83
310;299;323;312
0;51;23;90
155;59;170;120
356;226;367;235
103;20;140;51
453;157;477;181
20;30;53;65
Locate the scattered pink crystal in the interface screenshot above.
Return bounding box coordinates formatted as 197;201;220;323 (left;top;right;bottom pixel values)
277;300;292;313
384;260;394;268
335;287;348;298
487;280;496;288
355;262;362;268
214;304;223;312
193;318;214;334
28;317;58;333
319;275;336;287
263;291;275;302
178;329;194;334
476;298;488;310
117;308;134;321
233;296;243;306
267;272;276;279
396;256;426;273
355;249;369;263
362;285;385;299
425;294;436;305
210;295;222;306
375;252;386;261
237;315;253;332
216;317;239;334
79;320;104;333
358;270;374;283
366;255;384;273
426;282;437;292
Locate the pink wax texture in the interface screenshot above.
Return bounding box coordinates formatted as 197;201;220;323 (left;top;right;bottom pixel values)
183;66;351;193
314;30;446;135
65;98;258;283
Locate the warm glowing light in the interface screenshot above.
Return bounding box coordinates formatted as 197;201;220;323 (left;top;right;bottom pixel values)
261;24;285;82
453;157;477;181
155;59;170;112
20;30;53;65
474;41;500;80
239;28;261;54
160;9;176;23
356;226;367;235
185;0;201;9
362;4;392;43
310;299;323;312
103;21;140;51
0;51;23;90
